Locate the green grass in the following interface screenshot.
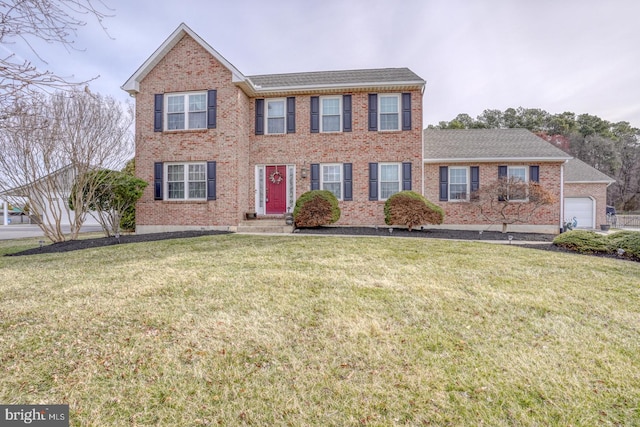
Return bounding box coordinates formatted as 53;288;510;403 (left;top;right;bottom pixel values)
1;234;639;426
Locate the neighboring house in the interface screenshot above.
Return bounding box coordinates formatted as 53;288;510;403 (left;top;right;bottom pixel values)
122;23;425;233
423;129;614;233
122;23;612;234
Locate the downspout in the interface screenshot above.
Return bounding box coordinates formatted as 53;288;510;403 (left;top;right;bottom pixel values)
559;161;565;232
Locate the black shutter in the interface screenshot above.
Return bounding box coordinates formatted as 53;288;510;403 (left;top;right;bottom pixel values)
368;94;378;131
343;95;352;132
470;166;480;200
343;163;353;201
402;162;412;191
207;90;217;129
310;96;319;133
439;166;448;201
154;162;163;200
369;163;378;200
498;165;507;201
310;163;320;190
255;99;264;135
530;165;540;182
287;97;296;133
207;161;217;200
154;94;163;132
402;93;412;131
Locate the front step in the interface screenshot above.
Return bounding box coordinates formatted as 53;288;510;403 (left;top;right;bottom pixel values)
236;218;294;234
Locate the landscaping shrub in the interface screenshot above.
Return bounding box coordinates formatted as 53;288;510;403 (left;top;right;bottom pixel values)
384;191;444;231
293;190;340;227
606;231;640;261
553;230;613;254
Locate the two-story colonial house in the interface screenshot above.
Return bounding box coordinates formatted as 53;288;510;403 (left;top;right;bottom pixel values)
122;23;424;233
123;23;613;235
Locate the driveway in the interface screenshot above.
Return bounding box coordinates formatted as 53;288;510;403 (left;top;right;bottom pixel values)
0;224;103;240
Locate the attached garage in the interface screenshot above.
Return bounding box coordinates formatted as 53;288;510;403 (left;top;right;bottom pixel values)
564;197;594;229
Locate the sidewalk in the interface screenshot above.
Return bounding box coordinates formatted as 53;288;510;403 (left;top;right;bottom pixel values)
0;224;103;240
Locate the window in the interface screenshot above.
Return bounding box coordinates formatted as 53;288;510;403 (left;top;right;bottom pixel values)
379;94;400;131
380;163;400;199
449;167;468;201
321;164;342;199
506;166;527;200
321;97;341;132
166;92;206;130
266;99;285;134
166;163;206;200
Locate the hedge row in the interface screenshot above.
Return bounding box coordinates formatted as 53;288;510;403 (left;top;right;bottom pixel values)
553;230;640;261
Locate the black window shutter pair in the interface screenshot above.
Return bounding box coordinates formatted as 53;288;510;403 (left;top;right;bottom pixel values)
310;163;352;201
439;166;479;201
369;162;412;201
255;98;296;134
153;91;217;132
310;95;352;133
153;161;217;200
367;93;412;131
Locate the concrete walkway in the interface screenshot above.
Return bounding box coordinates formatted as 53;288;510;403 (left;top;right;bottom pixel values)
0;224;103;240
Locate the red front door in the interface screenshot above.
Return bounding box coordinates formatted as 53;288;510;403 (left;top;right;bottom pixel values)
266;165;287;214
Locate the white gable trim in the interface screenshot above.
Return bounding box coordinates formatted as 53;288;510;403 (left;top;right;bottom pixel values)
121;23;246;95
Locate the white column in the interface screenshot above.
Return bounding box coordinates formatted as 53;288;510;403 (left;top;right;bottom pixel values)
2;200;7;226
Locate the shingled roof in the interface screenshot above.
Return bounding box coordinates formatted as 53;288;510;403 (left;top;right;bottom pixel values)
564;157;615;184
423;128;572;162
247;68;424;89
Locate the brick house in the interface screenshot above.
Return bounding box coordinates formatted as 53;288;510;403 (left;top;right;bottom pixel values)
122;23;424;233
123;23;612;234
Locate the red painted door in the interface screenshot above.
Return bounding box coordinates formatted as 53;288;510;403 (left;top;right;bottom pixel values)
266;165;287;214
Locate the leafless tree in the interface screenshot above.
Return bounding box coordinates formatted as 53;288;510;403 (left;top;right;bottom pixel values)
0;0;112;116
467;177;557;233
0;90;133;242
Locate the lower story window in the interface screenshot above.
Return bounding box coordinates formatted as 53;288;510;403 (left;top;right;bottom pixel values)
449;167;468;201
380;163;400;200
322;164;342;199
167;163;206;200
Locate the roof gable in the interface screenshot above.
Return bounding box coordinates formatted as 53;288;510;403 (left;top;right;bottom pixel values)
423;128;572;163
121;23;246;95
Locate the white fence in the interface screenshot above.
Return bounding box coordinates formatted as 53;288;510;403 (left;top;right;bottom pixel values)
612;215;640;228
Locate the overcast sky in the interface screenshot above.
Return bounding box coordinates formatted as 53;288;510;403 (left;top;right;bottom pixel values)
8;0;640;128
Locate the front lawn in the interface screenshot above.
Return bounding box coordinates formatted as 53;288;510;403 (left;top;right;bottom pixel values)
1;234;639;426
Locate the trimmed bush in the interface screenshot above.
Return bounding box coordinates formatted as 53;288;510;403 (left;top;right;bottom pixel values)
293;190;340;228
606;231;640;261
384;191;444;231
553;230;612;254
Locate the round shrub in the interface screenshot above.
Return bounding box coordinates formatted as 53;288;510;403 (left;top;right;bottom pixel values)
293;190;340;228
606;230;640;261
384;191;444;231
552;230;612;254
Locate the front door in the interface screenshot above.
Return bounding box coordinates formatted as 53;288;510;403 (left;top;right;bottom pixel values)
265;165;287;214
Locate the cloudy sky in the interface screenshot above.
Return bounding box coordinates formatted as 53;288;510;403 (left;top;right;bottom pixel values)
8;0;640;128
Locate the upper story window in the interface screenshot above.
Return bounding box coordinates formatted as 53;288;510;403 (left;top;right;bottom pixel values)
267;99;285;134
321;164;342;199
449;167;469;201
321;97;342;132
166;163;206;200
166;92;206;130
379;94;400;131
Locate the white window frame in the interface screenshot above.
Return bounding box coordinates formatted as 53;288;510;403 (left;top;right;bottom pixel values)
506;166;528;201
379;162;401;200
378;94;400;131
165;162;207;201
266;98;286;135
449;166;469;202
165;91;207;131
321;163;343;200
320;96;342;133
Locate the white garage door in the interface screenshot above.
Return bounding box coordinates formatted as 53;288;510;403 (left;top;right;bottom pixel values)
565;197;594;229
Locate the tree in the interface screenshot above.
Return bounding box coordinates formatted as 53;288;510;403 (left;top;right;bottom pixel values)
0;0;112;115
0;90;134;242
467;177;556;233
70;168;147;237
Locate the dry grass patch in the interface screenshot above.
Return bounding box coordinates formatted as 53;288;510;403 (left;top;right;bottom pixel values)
0;234;639;425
